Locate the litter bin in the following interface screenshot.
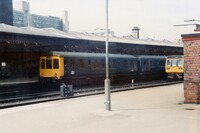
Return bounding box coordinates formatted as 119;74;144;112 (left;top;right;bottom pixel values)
60;83;74;97
60;83;67;97
67;85;74;96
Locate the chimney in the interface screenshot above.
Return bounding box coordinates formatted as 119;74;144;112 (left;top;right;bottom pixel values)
132;26;140;39
62;10;69;32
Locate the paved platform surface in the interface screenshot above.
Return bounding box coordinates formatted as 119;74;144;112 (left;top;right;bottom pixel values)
0;83;200;133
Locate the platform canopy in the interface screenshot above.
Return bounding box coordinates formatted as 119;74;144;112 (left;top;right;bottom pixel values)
0;23;183;47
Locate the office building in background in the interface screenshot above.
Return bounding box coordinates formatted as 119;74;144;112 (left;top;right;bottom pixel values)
13;0;69;32
0;0;13;25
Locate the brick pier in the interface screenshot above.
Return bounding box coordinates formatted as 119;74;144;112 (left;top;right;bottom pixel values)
182;33;200;103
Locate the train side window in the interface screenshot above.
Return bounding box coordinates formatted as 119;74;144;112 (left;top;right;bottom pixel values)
64;59;69;69
53;59;59;69
94;59;97;68
109;59;113;68
70;59;74;69
143;60;147;65
160;61;164;66
40;59;45;69
134;62;138;71
88;60;91;68
101;59;105;68
123;60;128;67
46;58;52;69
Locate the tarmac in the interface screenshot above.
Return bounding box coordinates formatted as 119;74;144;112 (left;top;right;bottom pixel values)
0;83;199;133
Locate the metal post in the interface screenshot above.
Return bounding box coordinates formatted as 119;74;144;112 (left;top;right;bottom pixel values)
132;79;134;88
105;0;111;111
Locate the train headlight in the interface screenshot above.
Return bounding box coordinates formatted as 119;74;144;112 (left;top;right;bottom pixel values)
178;67;183;70
167;67;170;70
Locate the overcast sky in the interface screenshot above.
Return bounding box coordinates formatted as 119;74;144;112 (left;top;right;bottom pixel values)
13;0;200;41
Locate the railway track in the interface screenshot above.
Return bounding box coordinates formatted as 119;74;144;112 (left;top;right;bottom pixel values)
0;80;183;109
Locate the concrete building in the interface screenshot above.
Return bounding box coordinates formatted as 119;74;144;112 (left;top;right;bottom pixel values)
13;0;69;32
0;0;13;25
13;10;26;27
13;0;30;27
29;14;62;30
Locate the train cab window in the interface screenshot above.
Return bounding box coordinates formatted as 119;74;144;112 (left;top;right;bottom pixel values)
177;60;182;66
172;60;177;66
53;59;59;69
40;59;45;69
46;58;52;69
167;60;170;66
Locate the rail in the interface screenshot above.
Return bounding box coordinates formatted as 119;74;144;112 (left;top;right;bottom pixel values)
0;80;183;109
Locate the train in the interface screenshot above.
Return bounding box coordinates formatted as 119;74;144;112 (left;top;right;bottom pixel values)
39;51;166;86
165;55;184;79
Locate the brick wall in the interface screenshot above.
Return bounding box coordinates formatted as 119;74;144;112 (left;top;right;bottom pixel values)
182;34;200;103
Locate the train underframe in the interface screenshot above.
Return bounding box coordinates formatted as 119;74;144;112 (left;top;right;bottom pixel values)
39;72;167;88
167;73;183;79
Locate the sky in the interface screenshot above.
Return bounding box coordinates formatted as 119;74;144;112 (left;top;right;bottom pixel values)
13;0;200;41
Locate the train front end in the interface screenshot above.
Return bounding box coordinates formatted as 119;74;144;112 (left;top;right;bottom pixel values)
165;55;184;79
39;56;64;82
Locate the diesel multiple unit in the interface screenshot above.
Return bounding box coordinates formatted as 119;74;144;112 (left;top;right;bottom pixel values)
39;51;166;86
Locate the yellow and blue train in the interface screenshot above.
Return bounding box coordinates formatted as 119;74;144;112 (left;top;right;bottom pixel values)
39;51;166;86
165;55;184;79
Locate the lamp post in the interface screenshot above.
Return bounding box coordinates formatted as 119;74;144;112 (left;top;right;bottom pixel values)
105;0;111;111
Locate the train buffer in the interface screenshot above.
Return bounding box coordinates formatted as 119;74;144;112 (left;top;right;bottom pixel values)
60;83;74;97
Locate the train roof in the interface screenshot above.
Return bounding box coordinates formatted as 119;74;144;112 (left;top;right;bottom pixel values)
136;55;166;59
166;55;183;58
0;23;183;47
52;51;137;59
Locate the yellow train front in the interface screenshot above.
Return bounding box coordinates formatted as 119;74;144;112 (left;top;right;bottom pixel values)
39;56;64;81
165;55;184;79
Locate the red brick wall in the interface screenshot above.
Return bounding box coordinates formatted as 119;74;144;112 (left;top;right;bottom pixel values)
183;37;200;103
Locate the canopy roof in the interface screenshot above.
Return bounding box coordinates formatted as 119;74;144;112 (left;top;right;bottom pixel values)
0;23;183;47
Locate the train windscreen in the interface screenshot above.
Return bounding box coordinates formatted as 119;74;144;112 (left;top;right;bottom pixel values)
167;59;182;67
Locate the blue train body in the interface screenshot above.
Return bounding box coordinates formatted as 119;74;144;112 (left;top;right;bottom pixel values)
40;52;166;86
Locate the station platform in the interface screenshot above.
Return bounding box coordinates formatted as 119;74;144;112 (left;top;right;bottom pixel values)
0;83;199;133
